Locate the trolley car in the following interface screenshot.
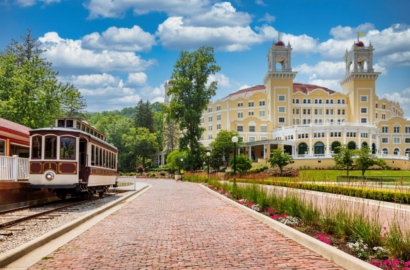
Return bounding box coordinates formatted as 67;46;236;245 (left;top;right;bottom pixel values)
29;118;118;199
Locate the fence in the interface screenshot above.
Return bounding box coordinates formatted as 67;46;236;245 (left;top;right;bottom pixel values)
0;155;29;181
337;175;410;186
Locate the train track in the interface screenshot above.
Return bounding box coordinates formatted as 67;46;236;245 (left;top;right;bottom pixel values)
0;196;109;230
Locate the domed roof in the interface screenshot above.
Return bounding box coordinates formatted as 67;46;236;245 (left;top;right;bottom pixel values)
355;41;364;47
274;40;285;46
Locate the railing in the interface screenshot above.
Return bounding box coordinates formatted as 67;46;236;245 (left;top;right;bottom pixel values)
0;156;30;181
273;122;378;133
292;153;409;160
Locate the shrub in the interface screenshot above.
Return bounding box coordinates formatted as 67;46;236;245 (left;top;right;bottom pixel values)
149;173;156;177
137;165;145;173
160;172;166;176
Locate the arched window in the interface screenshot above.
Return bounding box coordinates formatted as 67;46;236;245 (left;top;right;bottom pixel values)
337;99;341;104
319;99;322;104
372;143;376;154
331;141;341;154
405;148;410;157
307;99;311;104
60;137;76;160
32;136;42;159
382;148;388;154
330;99;334;104
342;99;345;104
326;99;329;104
347;141;356;150
298;143;308;155
314;142;325;154
394;148;400;155
361;142;368;149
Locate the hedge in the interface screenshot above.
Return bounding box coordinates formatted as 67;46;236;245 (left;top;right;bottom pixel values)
227;179;410;204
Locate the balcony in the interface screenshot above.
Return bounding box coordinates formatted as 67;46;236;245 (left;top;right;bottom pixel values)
273;122;377;133
291;154;409;160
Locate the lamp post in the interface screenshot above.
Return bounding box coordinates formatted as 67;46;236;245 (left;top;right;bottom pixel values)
206;152;210;183
180;158;183;181
232;136;238;187
203;161;206;172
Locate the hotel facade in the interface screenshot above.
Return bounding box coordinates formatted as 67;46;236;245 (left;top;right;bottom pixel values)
156;39;410;169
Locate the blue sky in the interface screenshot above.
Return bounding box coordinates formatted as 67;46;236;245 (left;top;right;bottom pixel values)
1;0;410;114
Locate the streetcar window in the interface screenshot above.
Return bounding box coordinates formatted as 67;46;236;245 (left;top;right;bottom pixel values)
91;145;95;166
81;125;86;132
45;136;57;159
58;120;65;127
95;146;99;166
103;150;106;167
32;136;42;159
114;154;117;169
60;137;75;159
108;152;111;169
66;120;73;128
99;148;102;166
76;121;81;129
0;140;5;156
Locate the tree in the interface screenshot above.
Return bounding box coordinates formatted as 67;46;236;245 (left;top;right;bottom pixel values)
0;53;86;129
154;111;164;151
267;148;293;176
135;99;155;133
4;29;50;67
209;130;243;168
166;46;220;171
332;145;355;176
163;119;181;154
355;146;387;177
123;127;159;168
166;149;188;173
62;86;87;119
229;154;252;174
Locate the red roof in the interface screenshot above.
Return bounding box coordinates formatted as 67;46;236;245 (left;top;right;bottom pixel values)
0;118;31;137
355;41;364;47
274;41;285;46
222;83;336;100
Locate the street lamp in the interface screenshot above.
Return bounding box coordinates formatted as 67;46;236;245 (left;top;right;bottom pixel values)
203;161;206;172
180;158;183;180
232;136;238;187
206;152;211;183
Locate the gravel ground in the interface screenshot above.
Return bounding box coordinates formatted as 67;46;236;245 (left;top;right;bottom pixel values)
0;191;132;254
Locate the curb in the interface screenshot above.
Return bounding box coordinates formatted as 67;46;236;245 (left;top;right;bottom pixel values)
199;184;379;270
0;185;151;268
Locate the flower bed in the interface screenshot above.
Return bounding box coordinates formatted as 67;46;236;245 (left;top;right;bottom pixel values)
189;176;410;270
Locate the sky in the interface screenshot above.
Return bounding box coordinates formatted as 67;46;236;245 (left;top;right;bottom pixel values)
1;0;410;114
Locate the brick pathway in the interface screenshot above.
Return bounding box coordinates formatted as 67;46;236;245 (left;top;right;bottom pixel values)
30;180;342;269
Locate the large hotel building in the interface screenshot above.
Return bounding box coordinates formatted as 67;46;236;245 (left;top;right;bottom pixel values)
156;39;410;169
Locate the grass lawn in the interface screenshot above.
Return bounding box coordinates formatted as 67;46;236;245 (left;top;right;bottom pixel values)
299;170;410;181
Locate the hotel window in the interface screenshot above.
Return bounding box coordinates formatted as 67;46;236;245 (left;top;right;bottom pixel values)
382;104;386;109
249;137;256;142
330;99;334;104
382;113;386;120
259;110;265;117
308;109;311;115
381;138;389;143
208;107;212;112
405;138;410;144
248;101;254;107
293;108;299;115
394;138;401;144
278;106;285;113
406;127;410;133
259;100;265;106
209;116;213;122
394;127;400;133
337;109;341;115
200;135;204;140
342;99;345;104
208;125;212;131
237;125;243;132
293;119;300;125
360;95;368;102
343;109;346;115
375;103;378;108
326;99;329;104
261;136;267;140
201;118;204;123
217;124;221;130
293;99;299;104
278;117;285;123
361;133;368;138
216;105;221;111
238;112;243;118
217;114;221;121
361;108;368;113
330;132;342;137
313;133;325;138
249;126;255;132
382;126;388;133
375;113;378;119
346;132;356;137
238;102;243;107
208;134;213;140
326;109;329;115
361;118;367;123
248;111;254;116
330;109;334;115
261;126;267;132
278;95;285;101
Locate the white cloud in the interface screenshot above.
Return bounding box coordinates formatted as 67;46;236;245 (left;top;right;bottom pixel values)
258;13;275;23
185;2;252;27
39;32;157;75
308;79;341;92
294;61;345;80
125;73;147;88
255;0;266;6
82;26;156;52
329;23;375;40
381;88;410;116
239;84;250;90
207;73;232;88
14;0;60;7
84;0;211;19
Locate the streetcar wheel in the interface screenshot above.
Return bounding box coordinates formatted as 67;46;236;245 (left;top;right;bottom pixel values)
99;192;104;198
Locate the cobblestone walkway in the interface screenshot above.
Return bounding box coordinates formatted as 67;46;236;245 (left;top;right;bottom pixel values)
30;180;342;269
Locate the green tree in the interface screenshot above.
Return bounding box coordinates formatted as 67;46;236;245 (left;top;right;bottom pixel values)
166;149;188;173
209;130;243;168
154;111;164;151
267;148;293;176
0;53;85;129
124;127;159;168
165;46;220;171
355;146;387;177
163;119;181;154
332;145;355;176
229;154;252;174
135;99;155;133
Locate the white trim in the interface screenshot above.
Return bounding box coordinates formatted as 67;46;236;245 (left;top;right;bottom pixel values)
278;106;286;113
278;95;286;102
393;137;401;144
